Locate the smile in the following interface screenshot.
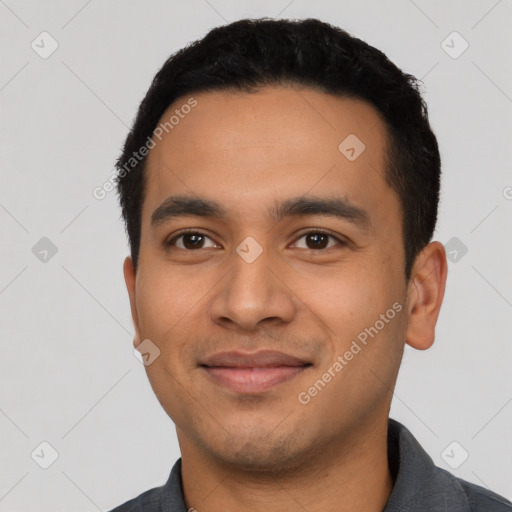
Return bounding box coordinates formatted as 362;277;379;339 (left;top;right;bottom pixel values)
201;365;311;394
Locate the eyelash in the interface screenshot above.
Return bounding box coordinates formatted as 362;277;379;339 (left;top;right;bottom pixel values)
164;229;347;252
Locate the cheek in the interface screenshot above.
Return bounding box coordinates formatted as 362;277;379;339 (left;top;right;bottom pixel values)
326;288;382;353
135;266;222;356
289;261;384;327
136;270;192;339
296;260;402;356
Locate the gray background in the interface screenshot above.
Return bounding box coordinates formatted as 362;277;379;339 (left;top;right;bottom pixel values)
1;0;511;510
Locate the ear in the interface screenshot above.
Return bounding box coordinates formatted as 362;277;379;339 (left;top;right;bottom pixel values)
123;256;141;348
405;241;448;350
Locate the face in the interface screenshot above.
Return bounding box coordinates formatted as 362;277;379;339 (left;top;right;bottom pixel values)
124;86;442;472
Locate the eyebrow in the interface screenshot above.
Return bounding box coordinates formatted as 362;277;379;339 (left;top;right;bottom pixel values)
151;194;372;233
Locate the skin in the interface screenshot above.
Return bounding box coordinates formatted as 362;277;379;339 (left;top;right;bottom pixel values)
123;85;448;512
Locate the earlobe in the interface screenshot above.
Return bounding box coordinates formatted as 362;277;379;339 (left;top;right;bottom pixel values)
123;256;141;348
405;241;448;351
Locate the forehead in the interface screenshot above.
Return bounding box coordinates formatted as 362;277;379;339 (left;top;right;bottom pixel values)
142;86;399;233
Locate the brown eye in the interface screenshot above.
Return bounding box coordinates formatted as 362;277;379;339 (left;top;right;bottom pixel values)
293;231;346;251
305;232;329;249
166;232;217;250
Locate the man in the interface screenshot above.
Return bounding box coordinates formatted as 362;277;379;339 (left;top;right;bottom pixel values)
109;17;512;512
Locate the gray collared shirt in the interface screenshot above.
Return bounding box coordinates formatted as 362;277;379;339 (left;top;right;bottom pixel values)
108;418;512;511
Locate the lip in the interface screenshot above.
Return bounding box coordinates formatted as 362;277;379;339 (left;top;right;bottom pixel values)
201;350;310;368
200;350;312;394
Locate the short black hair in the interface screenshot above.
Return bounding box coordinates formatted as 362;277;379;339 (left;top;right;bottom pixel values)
115;17;441;281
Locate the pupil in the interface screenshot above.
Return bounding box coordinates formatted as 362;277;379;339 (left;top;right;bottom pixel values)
308;233;327;249
184;234;203;249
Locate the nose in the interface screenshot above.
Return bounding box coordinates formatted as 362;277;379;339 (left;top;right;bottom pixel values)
209;245;297;332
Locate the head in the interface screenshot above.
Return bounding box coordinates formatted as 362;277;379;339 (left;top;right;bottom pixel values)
117;18;447;472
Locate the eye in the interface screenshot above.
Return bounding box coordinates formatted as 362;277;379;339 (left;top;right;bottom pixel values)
292;230;346;251
164;229;347;252
165;230;218;250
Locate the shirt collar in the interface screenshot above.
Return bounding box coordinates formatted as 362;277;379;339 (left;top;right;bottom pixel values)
383;418;469;511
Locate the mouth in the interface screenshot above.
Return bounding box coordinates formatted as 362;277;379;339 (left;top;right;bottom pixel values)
199;350;313;394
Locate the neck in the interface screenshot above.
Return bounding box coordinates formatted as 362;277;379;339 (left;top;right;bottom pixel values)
178;417;394;512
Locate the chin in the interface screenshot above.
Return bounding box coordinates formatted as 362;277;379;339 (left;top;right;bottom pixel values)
202;429;313;474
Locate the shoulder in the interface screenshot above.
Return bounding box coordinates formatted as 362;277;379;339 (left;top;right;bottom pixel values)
105;459;185;512
429;464;512;511
453;474;512;511
386;419;512;511
388;463;512;511
106;484;165;512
